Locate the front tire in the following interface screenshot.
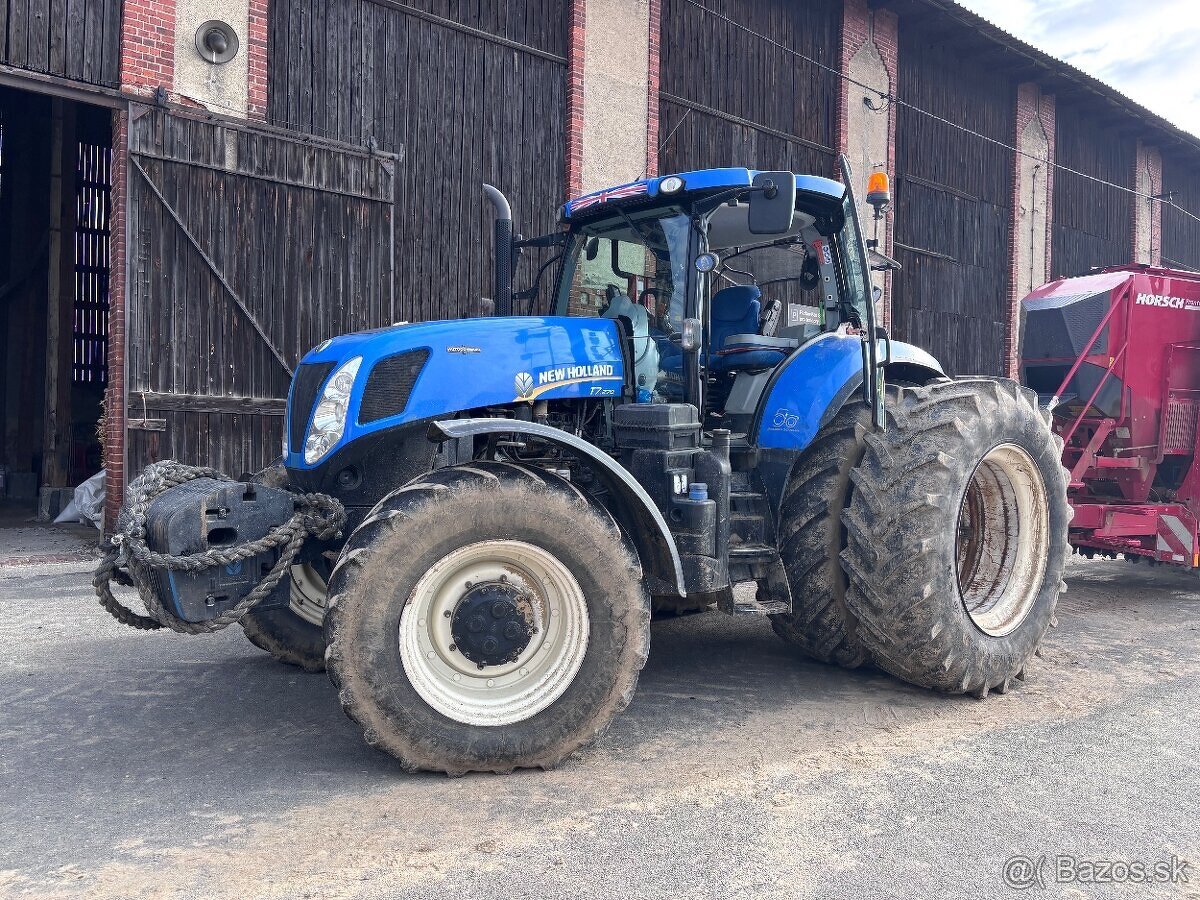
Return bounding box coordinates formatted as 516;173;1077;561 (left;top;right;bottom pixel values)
324;462;651;774
840;379;1069;696
240;564;329;672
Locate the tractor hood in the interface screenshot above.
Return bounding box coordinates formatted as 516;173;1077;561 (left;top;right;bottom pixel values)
286;316;627;470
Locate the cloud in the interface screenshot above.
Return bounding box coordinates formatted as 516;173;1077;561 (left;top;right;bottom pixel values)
956;0;1200;136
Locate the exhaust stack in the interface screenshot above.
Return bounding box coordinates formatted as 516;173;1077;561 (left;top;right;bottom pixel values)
483;184;513;317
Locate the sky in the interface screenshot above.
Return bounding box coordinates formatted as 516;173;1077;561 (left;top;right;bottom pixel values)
955;0;1200;137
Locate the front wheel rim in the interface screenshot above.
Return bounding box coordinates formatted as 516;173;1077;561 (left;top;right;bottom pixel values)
289;563;328;627
956;443;1050;637
399;540;590;727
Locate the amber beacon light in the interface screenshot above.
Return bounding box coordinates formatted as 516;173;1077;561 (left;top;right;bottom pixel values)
865;170;891;211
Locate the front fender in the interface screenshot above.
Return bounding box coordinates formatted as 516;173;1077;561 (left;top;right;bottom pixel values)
752;334;944;452
429;418;687;597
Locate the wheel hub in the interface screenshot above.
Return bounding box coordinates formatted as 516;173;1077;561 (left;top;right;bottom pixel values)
450;582;534;668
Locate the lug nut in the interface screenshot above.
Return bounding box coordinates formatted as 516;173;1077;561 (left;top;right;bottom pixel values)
504;621;524;640
492;601;509;619
449;643;457;652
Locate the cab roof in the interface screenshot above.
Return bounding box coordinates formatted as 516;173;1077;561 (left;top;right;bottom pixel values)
561;168;846;223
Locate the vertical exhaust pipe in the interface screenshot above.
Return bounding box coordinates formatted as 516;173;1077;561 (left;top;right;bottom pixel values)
483;184;513;317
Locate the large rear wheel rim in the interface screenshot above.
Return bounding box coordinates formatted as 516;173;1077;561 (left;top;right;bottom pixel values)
955;443;1050;637
399;539;590;727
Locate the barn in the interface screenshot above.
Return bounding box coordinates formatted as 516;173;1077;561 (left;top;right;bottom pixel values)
0;0;1195;526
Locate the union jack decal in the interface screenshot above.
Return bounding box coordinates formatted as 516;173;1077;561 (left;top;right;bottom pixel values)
567;182;649;215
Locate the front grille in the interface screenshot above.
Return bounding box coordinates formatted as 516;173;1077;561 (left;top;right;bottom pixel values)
289;361;335;451
359;350;430;424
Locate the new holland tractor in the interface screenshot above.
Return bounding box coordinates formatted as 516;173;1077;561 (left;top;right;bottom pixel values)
98;157;1069;774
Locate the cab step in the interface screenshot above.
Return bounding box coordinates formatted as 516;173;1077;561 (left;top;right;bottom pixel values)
727;593;790;616
728;543;778;563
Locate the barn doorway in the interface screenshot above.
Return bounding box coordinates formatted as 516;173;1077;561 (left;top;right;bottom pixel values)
0;87;112;521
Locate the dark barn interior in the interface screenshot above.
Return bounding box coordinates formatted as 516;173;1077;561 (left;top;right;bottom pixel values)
0;87;111;516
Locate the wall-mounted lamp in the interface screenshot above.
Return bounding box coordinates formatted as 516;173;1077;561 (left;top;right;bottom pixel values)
195;21;239;65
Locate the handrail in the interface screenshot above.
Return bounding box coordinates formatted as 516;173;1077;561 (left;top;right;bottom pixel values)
1060;342;1127;451
1048;289;1127;411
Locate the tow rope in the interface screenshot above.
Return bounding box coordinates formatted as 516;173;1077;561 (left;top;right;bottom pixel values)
93;461;345;635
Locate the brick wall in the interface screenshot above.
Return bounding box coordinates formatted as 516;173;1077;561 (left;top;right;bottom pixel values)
645;0;661;179
1006;82;1056;377
121;0;176;95
565;0;586;199
248;0;270;118
104;110;129;530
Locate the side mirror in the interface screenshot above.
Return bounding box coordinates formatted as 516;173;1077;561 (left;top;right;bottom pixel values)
748;171;796;235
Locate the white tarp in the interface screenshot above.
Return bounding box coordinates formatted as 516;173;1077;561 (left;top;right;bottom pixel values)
54;470;105;530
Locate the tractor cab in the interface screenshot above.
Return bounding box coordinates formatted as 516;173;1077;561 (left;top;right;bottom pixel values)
548;163;884;431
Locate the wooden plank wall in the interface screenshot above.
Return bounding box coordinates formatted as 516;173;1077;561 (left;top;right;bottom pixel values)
125;108;396;476
0;0;121;86
267;0;569;321
1162;155;1200;272
1051;101;1134;279
891;21;1015;377
657;0;840;178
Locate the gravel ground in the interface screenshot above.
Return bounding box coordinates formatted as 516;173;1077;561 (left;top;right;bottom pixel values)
0;550;1197;899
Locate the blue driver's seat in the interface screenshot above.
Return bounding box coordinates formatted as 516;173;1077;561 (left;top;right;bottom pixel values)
709;285;794;373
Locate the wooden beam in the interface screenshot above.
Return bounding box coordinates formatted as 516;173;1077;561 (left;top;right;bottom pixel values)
42;97;78;489
127;391;287;415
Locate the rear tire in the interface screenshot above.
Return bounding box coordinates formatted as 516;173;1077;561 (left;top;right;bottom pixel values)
840;379;1068;696
324;462;651;774
770;399;872;668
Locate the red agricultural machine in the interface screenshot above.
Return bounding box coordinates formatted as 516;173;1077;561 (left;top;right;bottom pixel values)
1021;265;1200;567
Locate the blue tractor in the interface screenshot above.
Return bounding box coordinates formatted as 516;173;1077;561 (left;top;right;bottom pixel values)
113;157;1069;774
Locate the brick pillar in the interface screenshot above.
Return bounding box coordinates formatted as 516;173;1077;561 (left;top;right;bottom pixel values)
248;0;270;119
124;0;258;117
1134;141;1163;265
577;0;652;194
566;0;586;199
645;0;661;179
838;0;898;327
1007;83;1055;377
104;110;130;531
121;0;177;96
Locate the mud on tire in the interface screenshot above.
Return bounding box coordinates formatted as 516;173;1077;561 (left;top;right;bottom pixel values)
770;399;872;668
324;462;651;774
841;378;1069;697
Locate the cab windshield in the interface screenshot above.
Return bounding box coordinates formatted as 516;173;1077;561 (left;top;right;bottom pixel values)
554;207;692;401
554;207;690;331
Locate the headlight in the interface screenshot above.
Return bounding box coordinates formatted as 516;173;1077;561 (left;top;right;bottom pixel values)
304;356;362;465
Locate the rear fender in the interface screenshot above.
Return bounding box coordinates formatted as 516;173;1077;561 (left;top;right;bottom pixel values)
752;334;945;452
429;418;687;597
752;336;945;517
